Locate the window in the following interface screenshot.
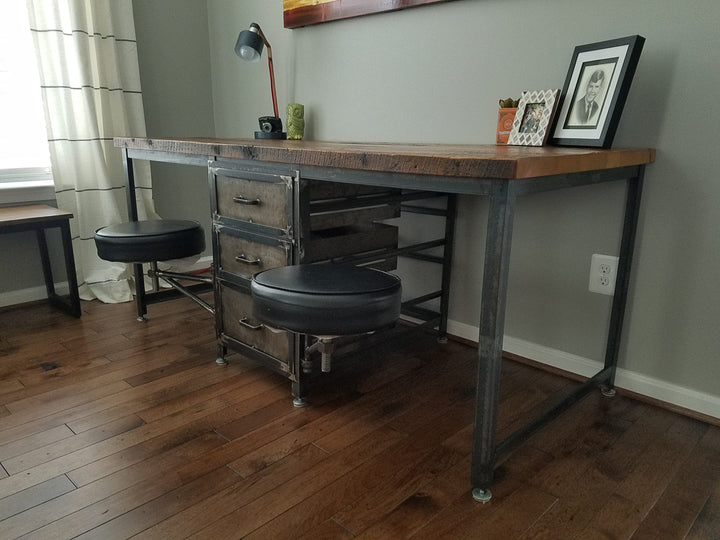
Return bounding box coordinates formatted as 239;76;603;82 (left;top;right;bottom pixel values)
0;1;54;202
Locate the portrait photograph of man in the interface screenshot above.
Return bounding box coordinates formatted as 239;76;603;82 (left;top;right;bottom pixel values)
566;60;616;128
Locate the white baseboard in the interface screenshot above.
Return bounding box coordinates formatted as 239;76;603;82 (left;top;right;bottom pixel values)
0;282;70;308
447;319;720;421
0;256;213;309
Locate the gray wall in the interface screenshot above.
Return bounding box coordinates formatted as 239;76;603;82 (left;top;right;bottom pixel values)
203;0;720;402
133;0;215;251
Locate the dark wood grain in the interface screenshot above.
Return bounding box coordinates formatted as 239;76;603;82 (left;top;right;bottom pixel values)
0;297;716;539
114;137;655;180
0;204;72;227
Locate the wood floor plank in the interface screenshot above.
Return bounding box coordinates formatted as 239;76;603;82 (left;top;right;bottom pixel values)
133;367;266;424
0;390;231;499
297;519;355;540
0;475;75;521
58;466;241;540
2;380;132;426
349;455;473;540
465;484;558;539
407;444;554;540
67;425;228;488
190;426;405;539
66;360;252;432
518;401;683;539
0;358;241;447
0;342;194;411
3;414;144;474
627;424;720;539
686;483;720;540
243;399;475;539
0;431;227;539
1;298;718;539
15;357;112;390
0;378;24;396
0;423;73;462
226;348;467;478
134;443;331;539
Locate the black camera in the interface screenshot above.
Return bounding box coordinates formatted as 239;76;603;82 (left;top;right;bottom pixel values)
255;116;286;139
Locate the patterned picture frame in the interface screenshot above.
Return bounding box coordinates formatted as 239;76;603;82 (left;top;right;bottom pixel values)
507;89;561;147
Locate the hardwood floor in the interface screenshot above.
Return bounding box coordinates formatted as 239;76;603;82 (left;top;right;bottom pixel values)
0;297;718;539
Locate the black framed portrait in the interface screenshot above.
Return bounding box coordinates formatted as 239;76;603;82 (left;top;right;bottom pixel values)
550;35;645;148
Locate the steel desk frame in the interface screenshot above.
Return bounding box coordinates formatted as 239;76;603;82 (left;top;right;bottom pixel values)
116;138;652;501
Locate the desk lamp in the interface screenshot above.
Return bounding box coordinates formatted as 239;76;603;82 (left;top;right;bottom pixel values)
235;23;286;139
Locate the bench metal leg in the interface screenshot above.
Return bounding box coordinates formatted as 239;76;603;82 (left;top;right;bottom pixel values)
36;222;81;318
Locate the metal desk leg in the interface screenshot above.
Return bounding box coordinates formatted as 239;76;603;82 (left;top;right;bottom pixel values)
59;220;81;317
122;150;148;321
438;194;457;341
602;168;645;393
471;182;517;502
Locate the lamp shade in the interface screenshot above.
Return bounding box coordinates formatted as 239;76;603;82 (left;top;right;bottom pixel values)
235;24;263;63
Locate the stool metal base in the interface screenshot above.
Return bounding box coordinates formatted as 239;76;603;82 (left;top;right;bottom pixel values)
293;396;309;407
472;488;492;503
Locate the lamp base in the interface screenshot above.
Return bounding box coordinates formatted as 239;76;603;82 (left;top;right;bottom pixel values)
254;131;287;139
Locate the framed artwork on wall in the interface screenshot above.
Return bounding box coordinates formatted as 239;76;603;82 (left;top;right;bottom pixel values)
283;0;458;29
507;89;560;147
550;35;645;148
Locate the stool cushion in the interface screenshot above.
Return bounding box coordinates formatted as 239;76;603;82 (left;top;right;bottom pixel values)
251;264;401;336
94;220;205;263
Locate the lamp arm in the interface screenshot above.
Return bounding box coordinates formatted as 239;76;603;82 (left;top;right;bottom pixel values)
256;25;279;118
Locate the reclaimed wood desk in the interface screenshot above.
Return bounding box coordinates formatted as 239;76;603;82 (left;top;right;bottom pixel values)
115;137;654;501
0;204;81;317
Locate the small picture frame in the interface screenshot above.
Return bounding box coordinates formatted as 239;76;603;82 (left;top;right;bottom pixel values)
550;35;645;148
507;89;561;146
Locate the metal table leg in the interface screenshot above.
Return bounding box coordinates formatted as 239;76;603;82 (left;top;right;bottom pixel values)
602;169;645;390
471;182;516;502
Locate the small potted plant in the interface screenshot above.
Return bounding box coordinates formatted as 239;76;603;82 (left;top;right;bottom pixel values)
496;98;519;145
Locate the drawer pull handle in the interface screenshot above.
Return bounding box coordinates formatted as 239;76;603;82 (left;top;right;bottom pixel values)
233;195;261;205
235;254;261;265
238;317;263;330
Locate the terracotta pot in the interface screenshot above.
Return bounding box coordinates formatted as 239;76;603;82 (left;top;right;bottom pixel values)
496;107;517;145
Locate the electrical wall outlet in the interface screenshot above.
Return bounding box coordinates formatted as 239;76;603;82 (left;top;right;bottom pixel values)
589;254;618;295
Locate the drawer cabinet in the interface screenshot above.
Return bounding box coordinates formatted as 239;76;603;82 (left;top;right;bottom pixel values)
220;283;293;365
216;174;291;229
217;230;289;280
210;160;402;395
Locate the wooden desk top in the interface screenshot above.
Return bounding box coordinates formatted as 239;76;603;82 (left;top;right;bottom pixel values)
0;204;73;226
115;137;655;180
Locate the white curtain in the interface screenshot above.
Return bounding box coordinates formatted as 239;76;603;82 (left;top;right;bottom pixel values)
26;0;157;303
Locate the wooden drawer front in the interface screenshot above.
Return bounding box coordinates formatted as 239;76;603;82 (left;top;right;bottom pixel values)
309;204;400;231
308;182;397;201
216;176;290;229
304;222;398;262
220;284;292;363
218;233;289;279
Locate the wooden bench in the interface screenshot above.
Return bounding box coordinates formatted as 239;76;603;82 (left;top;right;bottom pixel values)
0;204;81;317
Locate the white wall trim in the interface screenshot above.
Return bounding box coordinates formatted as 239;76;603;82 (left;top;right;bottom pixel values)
0;282;69;308
446;319;720;421
0;180;55;205
0;256;214;309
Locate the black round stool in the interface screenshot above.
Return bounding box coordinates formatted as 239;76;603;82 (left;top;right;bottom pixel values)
251;264;402;405
95;220;205;263
94;220;210;319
